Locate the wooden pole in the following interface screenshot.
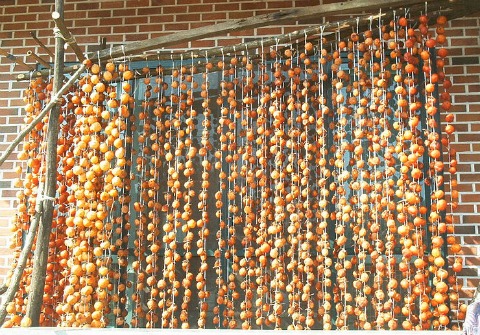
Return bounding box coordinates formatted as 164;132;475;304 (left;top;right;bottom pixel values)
84;0;439;62
0;63;86;168
52;11;85;62
0;48;34;71
15;0;471;80
30;31;55;59
25;0;65;325
26;50;52;69
0;186;44;325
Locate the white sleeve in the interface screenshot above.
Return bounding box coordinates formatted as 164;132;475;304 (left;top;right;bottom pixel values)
463;302;480;334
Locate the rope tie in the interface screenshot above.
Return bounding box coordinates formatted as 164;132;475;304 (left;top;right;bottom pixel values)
53;27;76;45
37;194;55;202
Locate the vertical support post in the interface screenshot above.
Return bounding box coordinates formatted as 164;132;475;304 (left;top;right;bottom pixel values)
25;0;65;326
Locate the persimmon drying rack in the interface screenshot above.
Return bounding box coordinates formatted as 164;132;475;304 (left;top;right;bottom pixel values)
0;0;478;330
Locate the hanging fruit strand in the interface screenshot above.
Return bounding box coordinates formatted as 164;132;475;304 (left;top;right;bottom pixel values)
193;54;210;330
213;49;227;330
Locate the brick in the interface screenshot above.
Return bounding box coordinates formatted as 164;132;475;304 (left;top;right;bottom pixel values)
188;4;213;13
100;1;125;8
75;35;98;44
139;24;164;32
190;22;212;29
26;4;50;13
124;34;149;42
230;29;255;37
125;16;149;25
454;224;476;234
215;3;239;11
151;0;175;5
165;42;189;49
4;6;25;14
0;40;24;49
2;22;27;31
467;104;480;112
464;47;480;56
87;10;113;18
449;18;479;28
75;2;100;10
228;11;254;20
111;9;131;17
87;26;113;35
267;1;294;9
455;183;474;193
451;56;480;65
163;6;187;14
164;23;189;31
240;2;267;10
191;40;216;48
453;88;480;98
13;30;35;40
126;0;150;7
466;278;480;289
13;13;32;23
201;12;226;21
25;21;52;31
216;38;243;46
446;65;465;75
176;13;200;22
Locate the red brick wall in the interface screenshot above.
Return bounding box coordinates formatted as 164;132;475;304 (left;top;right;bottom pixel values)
0;0;479;307
445;15;480;299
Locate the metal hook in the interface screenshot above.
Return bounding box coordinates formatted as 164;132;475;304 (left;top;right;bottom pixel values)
170;50;175;78
121;45;126;61
145;52;149;73
319;25;325;53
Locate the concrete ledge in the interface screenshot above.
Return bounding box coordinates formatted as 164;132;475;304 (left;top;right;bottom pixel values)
0;329;464;334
